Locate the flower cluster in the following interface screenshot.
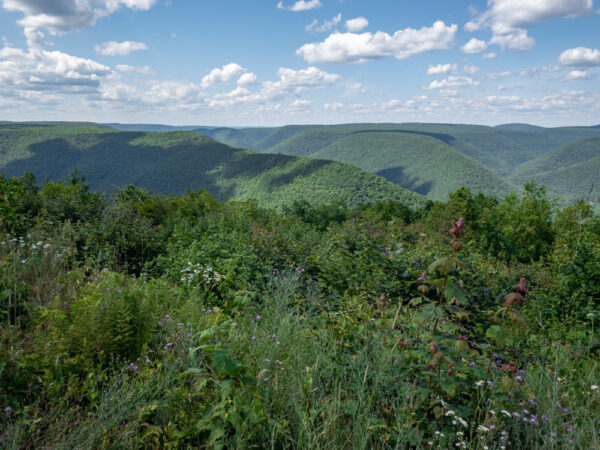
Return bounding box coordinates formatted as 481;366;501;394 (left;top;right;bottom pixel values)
180;262;222;285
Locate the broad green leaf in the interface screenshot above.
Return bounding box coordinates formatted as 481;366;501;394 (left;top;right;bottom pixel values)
444;282;469;305
212;350;246;377
428;257;455;276
486;325;508;347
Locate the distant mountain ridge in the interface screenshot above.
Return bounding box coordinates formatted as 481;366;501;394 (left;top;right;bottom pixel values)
3;120;599;208
0;123;423;209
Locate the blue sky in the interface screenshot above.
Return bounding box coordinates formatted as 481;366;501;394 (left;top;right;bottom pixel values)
1;0;599;126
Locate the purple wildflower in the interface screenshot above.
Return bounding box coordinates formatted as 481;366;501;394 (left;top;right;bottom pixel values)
265;359;271;363
251;336;256;341
515;376;523;382
256;315;261;320
512;412;521;418
4;406;12;413
469;362;476;367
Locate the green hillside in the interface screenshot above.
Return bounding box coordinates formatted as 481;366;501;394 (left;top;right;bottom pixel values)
106;123;203;132
530;156;600;206
0;124;423;208
507;136;600;207
310;131;516;200
200;127;275;149
510;136;600;183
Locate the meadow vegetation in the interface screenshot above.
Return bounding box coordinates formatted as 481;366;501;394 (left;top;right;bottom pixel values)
1;172;598;448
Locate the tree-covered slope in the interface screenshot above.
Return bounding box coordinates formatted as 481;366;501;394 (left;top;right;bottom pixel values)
199;127;275;149
529;156;600;206
0;124;423;208
510;136;600;184
507;136;600;207
310;131;516;200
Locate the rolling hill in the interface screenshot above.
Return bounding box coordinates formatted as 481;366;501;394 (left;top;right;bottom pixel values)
508;136;600;206
0;123;424;209
310;131;515;200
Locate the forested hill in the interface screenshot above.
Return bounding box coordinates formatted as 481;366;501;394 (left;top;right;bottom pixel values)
0;123;424;209
167;122;600;207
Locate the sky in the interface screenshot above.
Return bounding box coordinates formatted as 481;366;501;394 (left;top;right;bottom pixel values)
0;0;599;127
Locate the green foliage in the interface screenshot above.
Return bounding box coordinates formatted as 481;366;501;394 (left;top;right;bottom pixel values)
1;173;600;449
66;271;170;364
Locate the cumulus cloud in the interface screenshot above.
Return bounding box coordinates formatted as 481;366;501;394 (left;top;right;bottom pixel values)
461;37;487;54
427;63;457;75
345;16;368;32
0;44;111;92
237;72;257;86
306;14;341;32
115;64;154;74
95;65;341;113
561;70;588;81
277;0;321;12
559;47;600;67
1;0;157;34
95;40;147;56
482;52;497;59
465;0;594;51
425;76;479;90
297;20;457;64
487;71;511;80
201;63;246;89
463;64;480;74
489;29;534;51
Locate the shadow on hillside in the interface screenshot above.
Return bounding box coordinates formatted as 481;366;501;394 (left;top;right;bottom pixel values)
349;129;458;146
263;159;330;190
0;132;243;200
212;152;331;192
377;166;433;196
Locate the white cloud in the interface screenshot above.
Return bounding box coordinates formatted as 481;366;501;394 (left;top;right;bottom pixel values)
297;20;457;64
465;0;594;51
237;72;257;86
427;63;457;75
482;52;497;59
558;47;600;67
345;16;368;32
201;63;246;89
277;0;321;12
95;40;147;56
115;64;154;74
489;29;534;51
561;70;588;81
425;76;479;90
463;64;480;74
289;99;313;111
487;71;511;80
306;13;341;32
1;0;157;34
461;37;487;54
0;44;111;92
